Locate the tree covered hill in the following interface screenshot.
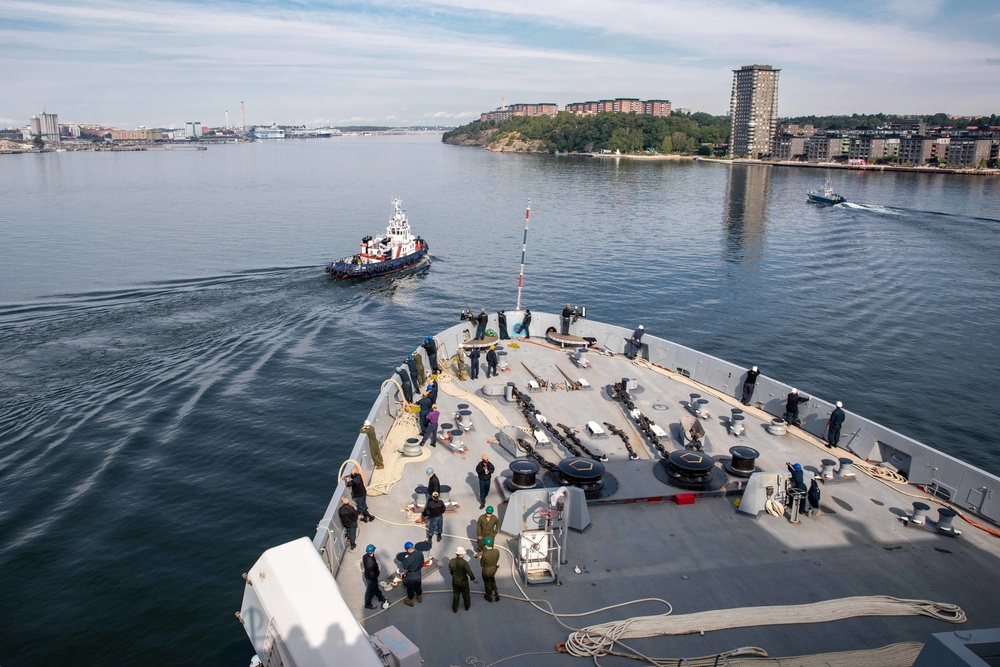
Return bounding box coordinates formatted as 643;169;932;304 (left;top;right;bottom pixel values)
442;111;730;155
781;112;999;131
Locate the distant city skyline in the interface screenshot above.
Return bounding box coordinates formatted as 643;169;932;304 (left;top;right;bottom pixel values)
2;0;998;129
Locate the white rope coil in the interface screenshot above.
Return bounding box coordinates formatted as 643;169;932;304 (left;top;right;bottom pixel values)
367;411;428;497
591;641;923;667
564;595;964;658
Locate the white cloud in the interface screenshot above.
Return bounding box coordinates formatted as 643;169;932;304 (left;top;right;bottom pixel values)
423;110;479;119
1;0;996;123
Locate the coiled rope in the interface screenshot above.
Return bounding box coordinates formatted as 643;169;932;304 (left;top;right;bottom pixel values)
564;595;964;659
577;641;923;667
366;410;429;497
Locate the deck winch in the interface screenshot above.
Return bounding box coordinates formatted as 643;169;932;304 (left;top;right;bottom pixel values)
654;449;728;491
723;445;760;478
505;459;542;492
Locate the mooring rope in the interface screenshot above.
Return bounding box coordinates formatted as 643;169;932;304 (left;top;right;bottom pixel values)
563;595;964;659
582;641;923;667
366;410;429;496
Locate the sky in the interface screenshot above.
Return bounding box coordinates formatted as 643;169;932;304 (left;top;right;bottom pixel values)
1;0;998;128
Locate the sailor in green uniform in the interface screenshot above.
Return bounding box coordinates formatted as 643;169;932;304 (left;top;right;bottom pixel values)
475;505;499;556
360;420;384;469
449;546;476;612
413;349;426;386
480;537;500;602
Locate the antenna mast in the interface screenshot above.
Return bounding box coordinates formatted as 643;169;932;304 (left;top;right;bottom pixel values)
515;199;531;313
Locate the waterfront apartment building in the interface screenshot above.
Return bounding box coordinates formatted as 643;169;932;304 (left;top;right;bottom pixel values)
898;137;937;165
806;136;846;162
480;103;557;123
728;65;780;159
29;112;60;144
848;137;886;163
185;122;203;139
563;98;671;117
947;138;992;167
111;129;163;141
772;135;807;160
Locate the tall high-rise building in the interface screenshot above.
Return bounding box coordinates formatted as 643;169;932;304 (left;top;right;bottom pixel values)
727;65;780;159
29;112;60;144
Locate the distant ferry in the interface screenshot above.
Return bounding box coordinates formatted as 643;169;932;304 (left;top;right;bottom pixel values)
807;179;847;205
254;126;285;140
324;198;429;279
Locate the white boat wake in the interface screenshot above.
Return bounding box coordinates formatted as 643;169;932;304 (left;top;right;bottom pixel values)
842;202;903;215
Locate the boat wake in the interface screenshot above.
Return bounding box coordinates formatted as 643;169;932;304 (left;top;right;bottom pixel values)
0;267;374;554
841;202;903;215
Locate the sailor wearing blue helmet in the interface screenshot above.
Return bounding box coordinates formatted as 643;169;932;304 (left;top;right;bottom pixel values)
425;467;440;502
421;336;438;372
362;544;389;610
398;541;423;606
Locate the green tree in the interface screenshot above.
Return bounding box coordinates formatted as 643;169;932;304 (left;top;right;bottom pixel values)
32;134;44;149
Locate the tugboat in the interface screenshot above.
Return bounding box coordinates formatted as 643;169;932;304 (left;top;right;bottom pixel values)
325;198;429;279
807;179;847;205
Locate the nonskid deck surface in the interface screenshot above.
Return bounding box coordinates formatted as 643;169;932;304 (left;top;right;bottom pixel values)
338;336;1000;666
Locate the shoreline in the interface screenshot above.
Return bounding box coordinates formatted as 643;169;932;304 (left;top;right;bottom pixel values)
584;153;695;161
697;156;999;176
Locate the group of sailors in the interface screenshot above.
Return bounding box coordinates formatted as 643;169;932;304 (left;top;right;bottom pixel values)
740;366;847;448
340;457;504;613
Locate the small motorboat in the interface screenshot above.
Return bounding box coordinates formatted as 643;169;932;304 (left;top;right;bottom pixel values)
807;179;846;205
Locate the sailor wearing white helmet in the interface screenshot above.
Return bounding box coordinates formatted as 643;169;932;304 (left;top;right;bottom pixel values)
826;401;846;449
625;324;645;359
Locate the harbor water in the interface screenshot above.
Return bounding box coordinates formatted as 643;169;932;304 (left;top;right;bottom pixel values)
1;135;998;665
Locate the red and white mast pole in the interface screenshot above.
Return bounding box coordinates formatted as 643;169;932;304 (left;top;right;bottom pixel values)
515;199;530;313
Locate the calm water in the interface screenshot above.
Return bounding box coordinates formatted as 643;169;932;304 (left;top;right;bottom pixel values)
1;136;998;665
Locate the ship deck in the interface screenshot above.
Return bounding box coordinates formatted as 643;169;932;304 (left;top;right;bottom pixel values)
332;330;1000;666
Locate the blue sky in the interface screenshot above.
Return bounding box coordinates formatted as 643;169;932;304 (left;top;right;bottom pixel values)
1;0;998;128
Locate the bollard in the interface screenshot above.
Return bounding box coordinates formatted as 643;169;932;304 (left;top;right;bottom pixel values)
504;382;516;402
937;508;957;533
836;457;855;478
821;459;837;480
458;409;473;431
768;418;787;436
911;501;931;526
730;413;745;436
439;423;453;442
450;429;463;449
